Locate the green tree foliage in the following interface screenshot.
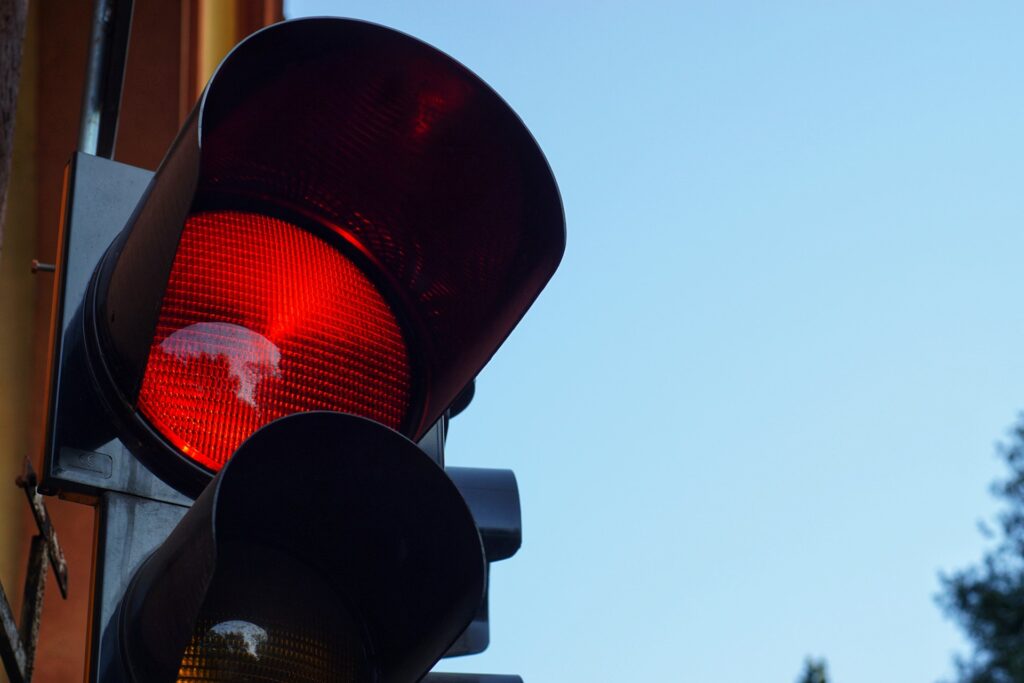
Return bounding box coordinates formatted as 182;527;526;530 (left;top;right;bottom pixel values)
940;417;1024;682
796;657;829;683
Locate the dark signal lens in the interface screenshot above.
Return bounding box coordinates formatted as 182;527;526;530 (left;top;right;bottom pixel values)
137;210;412;471
176;542;372;683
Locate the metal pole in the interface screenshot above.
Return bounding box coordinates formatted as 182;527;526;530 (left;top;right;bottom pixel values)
78;0;133;159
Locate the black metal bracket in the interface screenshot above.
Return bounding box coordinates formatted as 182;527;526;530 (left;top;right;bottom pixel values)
0;459;69;683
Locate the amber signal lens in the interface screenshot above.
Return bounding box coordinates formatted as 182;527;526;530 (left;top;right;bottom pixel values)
176;541;372;683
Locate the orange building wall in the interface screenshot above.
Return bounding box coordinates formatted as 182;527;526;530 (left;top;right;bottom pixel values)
0;3;281;681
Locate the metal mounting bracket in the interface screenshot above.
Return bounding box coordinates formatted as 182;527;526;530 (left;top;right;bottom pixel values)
0;459;69;683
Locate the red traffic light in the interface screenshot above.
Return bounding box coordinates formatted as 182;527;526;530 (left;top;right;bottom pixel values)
136;210;413;471
37;16;558;683
84;18;565;490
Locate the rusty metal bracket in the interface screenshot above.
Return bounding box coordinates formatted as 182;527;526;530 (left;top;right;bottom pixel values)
16;459;68;598
0;459;69;683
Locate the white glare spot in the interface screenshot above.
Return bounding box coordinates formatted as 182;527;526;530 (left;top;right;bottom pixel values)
208;620;268;658
160;322;281;407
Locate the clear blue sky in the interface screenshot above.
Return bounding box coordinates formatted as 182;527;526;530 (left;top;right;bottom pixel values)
288;2;1024;680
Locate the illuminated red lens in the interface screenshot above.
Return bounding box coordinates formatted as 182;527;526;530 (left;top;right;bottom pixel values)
137;210;412;472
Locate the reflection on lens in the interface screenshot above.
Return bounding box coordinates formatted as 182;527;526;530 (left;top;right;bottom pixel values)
177;614;366;682
175;542;373;683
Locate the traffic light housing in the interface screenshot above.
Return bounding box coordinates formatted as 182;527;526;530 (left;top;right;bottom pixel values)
62;16;562;497
40;16;563;682
117;412;484;683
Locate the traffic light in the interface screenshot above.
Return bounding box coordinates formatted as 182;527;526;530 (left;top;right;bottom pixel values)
118;412;485;683
40;16;563;683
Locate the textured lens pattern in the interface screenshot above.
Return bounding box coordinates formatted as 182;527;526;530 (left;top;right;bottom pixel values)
177;614;366;683
137;210;412;471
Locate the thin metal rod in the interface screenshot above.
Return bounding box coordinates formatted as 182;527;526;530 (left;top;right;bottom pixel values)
0;462;69;683
78;0;134;158
17;536;47;683
0;578;28;683
17;460;67;599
